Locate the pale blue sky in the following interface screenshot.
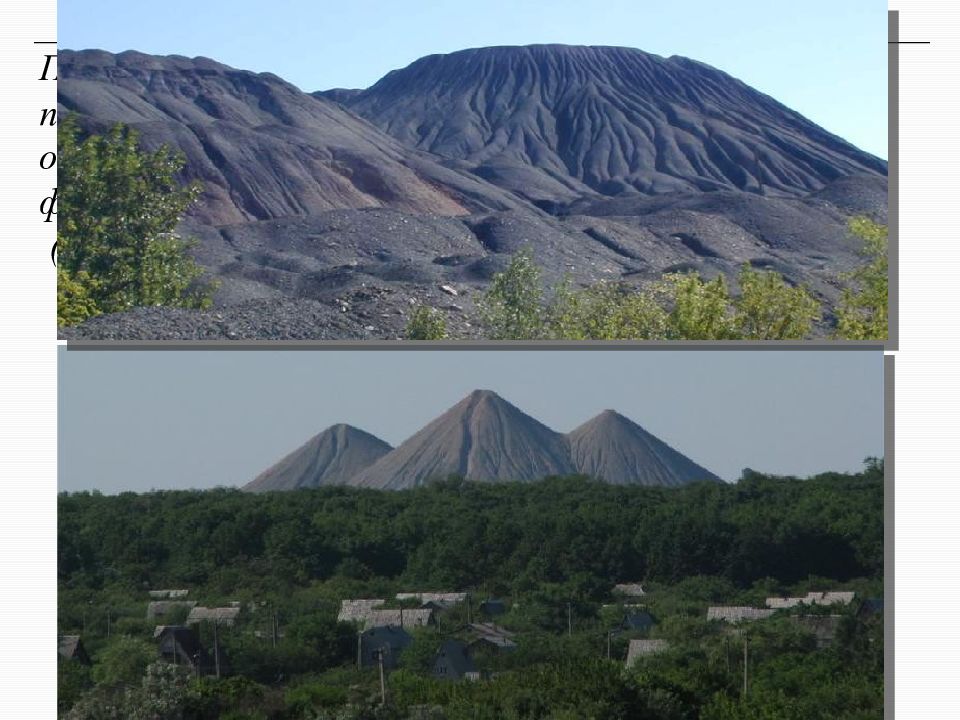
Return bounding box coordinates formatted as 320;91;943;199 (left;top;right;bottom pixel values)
59;1;888;158
59;350;884;493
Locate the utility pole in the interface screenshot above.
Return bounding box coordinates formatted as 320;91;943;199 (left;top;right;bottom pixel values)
467;596;472;625
377;649;386;705
272;611;278;648
606;631;612;659
106;610;111;638
213;621;221;679
357;631;362;671
742;637;748;699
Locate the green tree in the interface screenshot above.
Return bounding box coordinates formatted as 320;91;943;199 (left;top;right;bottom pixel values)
661;273;735;340
91;635;156;688
404;306;448;340
834;217;888;340
477;249;546;340
733;265;820;340
57;117;216;326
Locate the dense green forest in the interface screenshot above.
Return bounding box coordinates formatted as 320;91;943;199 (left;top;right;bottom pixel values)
58;466;884;719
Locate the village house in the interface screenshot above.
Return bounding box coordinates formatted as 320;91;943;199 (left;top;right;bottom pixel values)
148;589;190;599
625;638;669;666
765;590;856;609
155;625;214;674
338;599;434;629
146;600;197;621
360;625;412;669
707;606;775;623
613;583;646;598
432;639;478;681
338;599;386;623
621;610;657;632
58;635;90;665
186;606;241;627
464;622;517;652
396;592;468;605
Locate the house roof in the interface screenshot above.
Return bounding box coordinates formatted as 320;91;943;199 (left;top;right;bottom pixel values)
186;606;241;626
148;589;189;599
337;599;386;623
146;600;197;619
765;590;856;609
623;611;656;629
58;635;84;660
338;599;434;629
366;608;435;629
707;606;775;623
466;622;517;649
613;583;646;597
626;638;669;665
361;625;413;652
396;592;467;604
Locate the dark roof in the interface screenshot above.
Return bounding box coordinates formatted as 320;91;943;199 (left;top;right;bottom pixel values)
433;639;476;679
623;611;656;630
859;597;884;615
58;635;90;664
479;599;507;615
362;625;413;647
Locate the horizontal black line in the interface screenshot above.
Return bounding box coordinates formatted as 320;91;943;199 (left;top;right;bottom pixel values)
889;41;931;44
33;41;57;44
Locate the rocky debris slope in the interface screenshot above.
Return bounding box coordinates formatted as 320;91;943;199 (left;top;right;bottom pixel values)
333;45;886;203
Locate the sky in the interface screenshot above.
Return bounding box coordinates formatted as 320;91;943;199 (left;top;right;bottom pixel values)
59;350;884;493
58;1;888;158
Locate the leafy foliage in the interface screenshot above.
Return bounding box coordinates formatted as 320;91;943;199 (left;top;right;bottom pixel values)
835;217;888;340
404;306;448;340
472;253;821;340
58;466;882;718
57;117;216;326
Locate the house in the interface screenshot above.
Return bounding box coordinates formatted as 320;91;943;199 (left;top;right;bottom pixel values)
465;623;517;652
338;599;435;629
146;600;197;620
155;625;214;674
625;638;669;666
58;635;90;665
479;599;507;617
148;589;190;599
186;606;241;627
360;625;412;669
432;639;477;681
707;606;775;623
765;591;856;609
613;583;646;598
396;592;468;605
622;611;656;632
338;599;386;623
366;608;435;629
